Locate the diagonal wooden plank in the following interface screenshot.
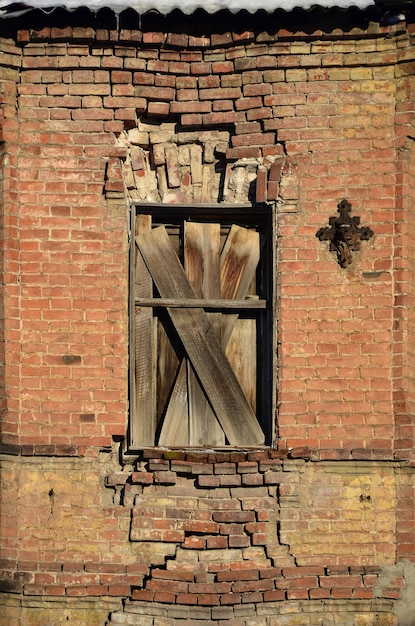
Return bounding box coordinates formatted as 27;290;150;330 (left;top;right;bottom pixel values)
136;226;265;446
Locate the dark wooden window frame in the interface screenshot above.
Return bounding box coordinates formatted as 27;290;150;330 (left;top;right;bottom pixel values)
128;202;276;450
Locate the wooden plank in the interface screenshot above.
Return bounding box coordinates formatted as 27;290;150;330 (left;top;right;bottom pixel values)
185;222;220;301
156;314;180;430
187;360;225;446
226;317;257;412
131;214;155;447
135;298;266;309
136;226;264;446
220;224;260;348
185;222;224;446
220;226;260;413
129;211;137;448
158;360;189;446
221;224;260;299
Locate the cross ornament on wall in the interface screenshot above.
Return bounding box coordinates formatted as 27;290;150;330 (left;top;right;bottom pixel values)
316;199;374;268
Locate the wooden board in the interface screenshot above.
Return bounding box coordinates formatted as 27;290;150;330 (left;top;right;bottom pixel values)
226;317;257;412
158;359;189;446
220;225;260;414
136;226;264;446
134;297;266;309
156;315;180;429
131;214;156;447
185;222;220;301
185;222;224;446
220;224;260;348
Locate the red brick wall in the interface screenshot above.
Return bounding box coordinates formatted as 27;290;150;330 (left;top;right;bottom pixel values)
0;39;20;446
1;8;415;625
3;18;407;455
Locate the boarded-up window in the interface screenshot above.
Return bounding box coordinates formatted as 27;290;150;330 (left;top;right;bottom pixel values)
129;204;274;448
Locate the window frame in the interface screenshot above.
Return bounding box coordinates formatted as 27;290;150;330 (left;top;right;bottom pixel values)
128;202;276;451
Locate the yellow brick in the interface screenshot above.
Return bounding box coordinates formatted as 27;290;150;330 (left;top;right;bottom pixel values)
290;43;311;54
329;67;351;81
361;80;395;92
346;52;373;66
337;104;361;116
22;605;118;626
373;67;395;81
355;40;378;53
270;615;310;625
350;67;373;80
285;69;307;83
332;42;356;53
299;54;321;67
311;42;333;54
281;464;397;566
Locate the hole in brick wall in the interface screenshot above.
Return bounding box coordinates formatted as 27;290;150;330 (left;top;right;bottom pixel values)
117;117;290;206
121;119;232;204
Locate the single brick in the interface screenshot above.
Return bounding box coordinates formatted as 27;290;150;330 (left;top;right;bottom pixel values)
148;102;170;117
153;470;177;484
179;520;218;534
197;593;220;605
183;536;206;550
231;132;275;147
235;97;263;111
246;107;272;121
213;511;254;523
199;87;242;101
214;462;236;475
130;472;153;484
226;146;261;159
134;85;174;101
219;474;242;487
198;475;220;488
229;535;251;548
217;569;259;582
206;535;228;549
170;101;211;114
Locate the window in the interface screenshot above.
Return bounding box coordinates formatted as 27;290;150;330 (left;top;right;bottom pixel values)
129;204;274;449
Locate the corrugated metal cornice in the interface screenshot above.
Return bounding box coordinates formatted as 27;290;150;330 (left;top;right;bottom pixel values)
0;0;378;16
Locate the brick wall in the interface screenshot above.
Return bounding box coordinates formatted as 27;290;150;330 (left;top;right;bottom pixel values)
0;36;20;446
394;65;415;461
0;449;403;625
1;7;415;625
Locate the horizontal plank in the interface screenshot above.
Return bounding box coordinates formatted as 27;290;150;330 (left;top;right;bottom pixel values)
134;298;266;309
